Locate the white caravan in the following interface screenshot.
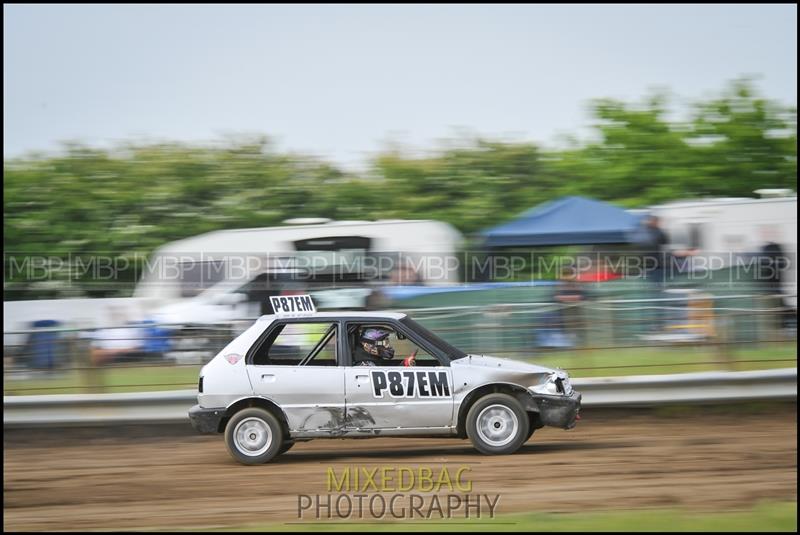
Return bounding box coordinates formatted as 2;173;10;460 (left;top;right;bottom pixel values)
650;193;796;307
134;219;464;323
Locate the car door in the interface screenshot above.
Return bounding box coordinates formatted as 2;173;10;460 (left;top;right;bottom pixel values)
343;320;454;432
246;319;346;436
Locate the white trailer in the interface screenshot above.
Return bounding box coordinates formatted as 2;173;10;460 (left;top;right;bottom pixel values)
133;219;464;306
650;194;797;306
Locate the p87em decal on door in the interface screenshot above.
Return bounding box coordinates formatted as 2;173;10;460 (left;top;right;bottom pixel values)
371;370;451;398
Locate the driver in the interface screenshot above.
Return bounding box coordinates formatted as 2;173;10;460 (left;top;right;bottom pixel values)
353;327;416;367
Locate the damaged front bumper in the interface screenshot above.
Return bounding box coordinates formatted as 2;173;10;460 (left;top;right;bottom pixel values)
533;391;582;429
188;404;225;434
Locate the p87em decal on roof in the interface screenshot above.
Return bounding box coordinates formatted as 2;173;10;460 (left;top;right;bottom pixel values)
371;370;451;398
269;294;316;316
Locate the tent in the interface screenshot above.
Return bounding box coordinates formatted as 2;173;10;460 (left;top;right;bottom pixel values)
482;196;647;247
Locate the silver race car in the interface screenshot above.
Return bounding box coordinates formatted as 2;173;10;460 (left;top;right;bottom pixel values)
189;295;581;464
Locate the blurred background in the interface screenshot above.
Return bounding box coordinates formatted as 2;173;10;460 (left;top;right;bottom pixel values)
3;3;797;532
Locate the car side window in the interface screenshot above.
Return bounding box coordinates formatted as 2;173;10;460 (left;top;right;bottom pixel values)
347;323;441;367
303;327;337;366
391;332;440;366
252;322;337;366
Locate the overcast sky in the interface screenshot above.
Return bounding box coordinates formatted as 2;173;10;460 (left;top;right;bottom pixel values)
3;4;797;169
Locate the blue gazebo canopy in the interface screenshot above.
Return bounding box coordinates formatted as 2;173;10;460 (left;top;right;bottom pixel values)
482;196;646;247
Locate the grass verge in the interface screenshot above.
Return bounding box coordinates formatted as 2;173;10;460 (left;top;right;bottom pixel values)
4;341;796;395
202;501;797;532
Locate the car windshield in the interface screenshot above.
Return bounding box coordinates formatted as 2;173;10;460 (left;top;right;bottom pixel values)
400;317;467;361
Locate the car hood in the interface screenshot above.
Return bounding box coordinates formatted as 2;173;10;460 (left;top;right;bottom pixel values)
451;354;559;375
450;354;572;395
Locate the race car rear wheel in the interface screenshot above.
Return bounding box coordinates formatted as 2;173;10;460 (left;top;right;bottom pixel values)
466;393;529;455
224;408;284;465
278;441;295;455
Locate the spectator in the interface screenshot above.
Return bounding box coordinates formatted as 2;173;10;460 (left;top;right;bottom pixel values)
639;215;673;333
642;215;670;285
759;225;788;294
90;308;140;366
25;319;62;372
537;268;586;348
552;267;587;347
758;225;793;331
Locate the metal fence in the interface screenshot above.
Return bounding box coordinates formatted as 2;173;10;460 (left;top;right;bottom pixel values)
3;291;796;395
404;292;797;354
5;368;796;428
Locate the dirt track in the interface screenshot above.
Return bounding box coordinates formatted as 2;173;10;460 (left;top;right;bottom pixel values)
4;407;797;531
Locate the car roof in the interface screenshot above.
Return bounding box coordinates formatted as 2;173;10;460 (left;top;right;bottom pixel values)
257;311;408;322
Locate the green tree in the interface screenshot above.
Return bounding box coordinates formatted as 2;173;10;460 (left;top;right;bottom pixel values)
4;79;796;299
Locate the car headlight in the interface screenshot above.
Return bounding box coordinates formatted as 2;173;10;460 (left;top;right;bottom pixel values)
531;372;572;396
558;374;574;395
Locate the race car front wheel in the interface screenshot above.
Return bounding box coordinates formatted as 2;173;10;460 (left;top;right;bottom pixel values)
466;393;530;455
224;408;284;465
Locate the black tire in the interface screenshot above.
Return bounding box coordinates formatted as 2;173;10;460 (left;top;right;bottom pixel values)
525;413;540;442
524;427;536;442
278;441;295;455
224;407;284;465
466;393;530;455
